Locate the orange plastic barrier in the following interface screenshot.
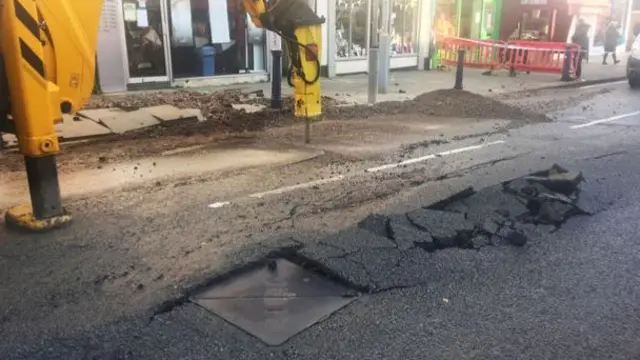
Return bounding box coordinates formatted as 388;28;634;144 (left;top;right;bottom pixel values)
437;38;582;79
503;41;581;76
438;37;506;69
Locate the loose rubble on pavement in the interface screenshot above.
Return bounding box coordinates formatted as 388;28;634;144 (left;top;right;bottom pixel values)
0;87;553;173
82;88;551;140
287;164;599;292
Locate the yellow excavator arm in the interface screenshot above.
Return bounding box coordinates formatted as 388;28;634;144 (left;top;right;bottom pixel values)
0;0;324;232
243;0;325;118
1;0;103;230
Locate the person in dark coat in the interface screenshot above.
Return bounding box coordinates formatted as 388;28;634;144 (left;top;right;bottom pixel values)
571;19;590;78
572;19;590;61
603;22;621;64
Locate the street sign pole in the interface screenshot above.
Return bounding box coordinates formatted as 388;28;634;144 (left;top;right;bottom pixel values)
368;0;380;104
378;0;390;94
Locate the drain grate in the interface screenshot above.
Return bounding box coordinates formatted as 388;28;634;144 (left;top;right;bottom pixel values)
191;258;359;346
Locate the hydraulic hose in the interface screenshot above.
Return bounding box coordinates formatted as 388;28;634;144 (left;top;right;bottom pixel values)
274;31;321;87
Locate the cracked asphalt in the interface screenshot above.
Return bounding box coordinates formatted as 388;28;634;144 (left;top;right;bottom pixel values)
2;81;640;359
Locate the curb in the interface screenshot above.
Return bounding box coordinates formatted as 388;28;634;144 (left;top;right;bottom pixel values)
530;76;627;91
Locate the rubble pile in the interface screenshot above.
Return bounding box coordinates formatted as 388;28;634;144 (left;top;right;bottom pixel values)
325;89;551;122
86;89;249;113
358;164;594;251
87;90;344;118
85;88;549;138
411;89;551;122
86;90;346;137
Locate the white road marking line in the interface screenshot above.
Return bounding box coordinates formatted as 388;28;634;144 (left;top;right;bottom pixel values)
248;175;346;199
207;140;506;208
208;201;231;209
365;140;506;173
570;111;640;129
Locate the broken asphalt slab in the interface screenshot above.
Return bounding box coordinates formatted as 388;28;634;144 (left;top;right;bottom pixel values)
291;164;600;292
162;164;601;300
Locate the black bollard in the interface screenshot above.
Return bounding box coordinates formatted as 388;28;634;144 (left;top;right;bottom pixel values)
561;45;573;82
270;49;283;109
454;49;465;90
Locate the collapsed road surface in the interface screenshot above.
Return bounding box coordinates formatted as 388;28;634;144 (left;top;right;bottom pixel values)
2;81;640;359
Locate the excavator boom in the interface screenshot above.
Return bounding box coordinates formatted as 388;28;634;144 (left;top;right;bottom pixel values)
1;0;103;230
1;0;323;232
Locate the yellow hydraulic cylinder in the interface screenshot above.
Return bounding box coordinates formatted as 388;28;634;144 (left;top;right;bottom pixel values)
0;0;61;157
291;24;322;119
1;0;103;231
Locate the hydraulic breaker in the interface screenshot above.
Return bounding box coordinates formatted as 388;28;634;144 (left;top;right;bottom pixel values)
1;0;103;231
291;25;322;119
246;0;325;127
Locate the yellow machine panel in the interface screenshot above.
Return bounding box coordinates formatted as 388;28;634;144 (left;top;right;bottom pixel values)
1;0;323;231
292;26;322;119
1;0;104;230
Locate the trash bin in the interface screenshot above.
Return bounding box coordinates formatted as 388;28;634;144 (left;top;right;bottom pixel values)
200;45;215;77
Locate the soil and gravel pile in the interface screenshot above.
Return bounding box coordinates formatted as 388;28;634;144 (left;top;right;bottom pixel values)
410;89;550;122
87;89;344;117
86;90;347;137
325;89;551;122
82;88;549;139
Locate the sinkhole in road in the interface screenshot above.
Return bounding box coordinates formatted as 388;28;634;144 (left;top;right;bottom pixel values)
190;256;361;346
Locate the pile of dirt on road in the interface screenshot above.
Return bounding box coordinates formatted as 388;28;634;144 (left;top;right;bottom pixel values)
86;90;347;138
87;90;345;118
411;89;551;121
325;89;552;122
82;88;549;139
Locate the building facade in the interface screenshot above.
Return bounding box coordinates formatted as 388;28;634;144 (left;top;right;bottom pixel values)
496;0;633;54
433;0;504;41
96;0;435;92
328;0;434;75
431;0;634;54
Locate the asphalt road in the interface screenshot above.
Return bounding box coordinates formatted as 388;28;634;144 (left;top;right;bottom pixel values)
2;80;640;359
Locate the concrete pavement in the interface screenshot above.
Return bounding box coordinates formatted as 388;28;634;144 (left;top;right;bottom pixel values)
3;81;640;358
193;54;629;104
1;54;625;147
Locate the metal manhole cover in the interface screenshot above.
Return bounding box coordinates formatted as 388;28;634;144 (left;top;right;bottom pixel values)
191;258;359;346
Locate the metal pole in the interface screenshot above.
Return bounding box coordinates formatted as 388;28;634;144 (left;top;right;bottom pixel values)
270;49;283;108
454;49;465;90
378;0;390;94
561;45;574;82
348;0;354;56
268;31;284;107
368;0;380;104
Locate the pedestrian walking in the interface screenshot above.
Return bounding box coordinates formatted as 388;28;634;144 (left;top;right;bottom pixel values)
603;21;621;65
571;19;590;80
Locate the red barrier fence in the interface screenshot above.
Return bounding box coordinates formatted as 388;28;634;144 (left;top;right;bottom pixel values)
438;37;582;79
438;38;506;70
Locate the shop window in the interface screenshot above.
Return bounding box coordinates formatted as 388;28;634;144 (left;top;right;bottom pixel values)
515;10;552;40
390;0;418;55
593;0;629;48
336;0;369;58
167;0;265;78
122;0;169;79
433;0;457;42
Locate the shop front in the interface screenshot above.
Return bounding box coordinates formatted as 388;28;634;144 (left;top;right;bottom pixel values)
432;0;503;41
330;0;429;75
96;0;270;93
571;0;633;55
497;0;633;55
